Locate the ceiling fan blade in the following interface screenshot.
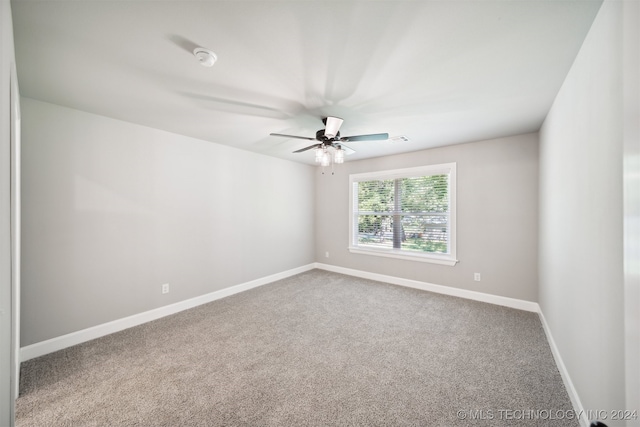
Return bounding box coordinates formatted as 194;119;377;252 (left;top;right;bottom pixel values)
324;116;343;139
341;133;389;142
293;143;321;153
270;133;316;141
335;143;356;155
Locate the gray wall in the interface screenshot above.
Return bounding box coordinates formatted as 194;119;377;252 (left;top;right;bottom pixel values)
1;0;17;424
623;0;640;419
20;97;316;346
539;0;626;416
315;133;539;302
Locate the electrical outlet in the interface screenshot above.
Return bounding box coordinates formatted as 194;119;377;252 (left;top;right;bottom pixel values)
162;283;169;294
474;273;481;282
325;251;329;258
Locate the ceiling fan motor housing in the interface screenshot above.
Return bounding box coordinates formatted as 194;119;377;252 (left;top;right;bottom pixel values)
316;129;340;141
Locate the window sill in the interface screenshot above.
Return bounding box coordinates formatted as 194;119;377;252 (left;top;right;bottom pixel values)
348;246;458;266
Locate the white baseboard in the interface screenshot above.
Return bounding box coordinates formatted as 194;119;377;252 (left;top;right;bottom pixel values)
20;263;316;362
537;310;589;427
314;262;540;312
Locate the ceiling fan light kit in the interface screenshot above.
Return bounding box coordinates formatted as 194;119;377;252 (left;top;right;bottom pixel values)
314;145;344;167
333;146;345;164
270;116;391;169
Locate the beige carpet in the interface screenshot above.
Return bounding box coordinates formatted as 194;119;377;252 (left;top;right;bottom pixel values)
17;270;578;426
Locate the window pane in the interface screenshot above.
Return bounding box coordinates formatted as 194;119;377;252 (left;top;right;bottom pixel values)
357;180;395;213
357;214;393;249
357;214;448;253
353;169;452;255
400;175;449;213
400;215;448;254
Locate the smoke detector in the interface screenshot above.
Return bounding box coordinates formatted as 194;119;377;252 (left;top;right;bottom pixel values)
193;47;217;67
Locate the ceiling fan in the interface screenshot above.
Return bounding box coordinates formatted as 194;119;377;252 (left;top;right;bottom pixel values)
270;117;389;164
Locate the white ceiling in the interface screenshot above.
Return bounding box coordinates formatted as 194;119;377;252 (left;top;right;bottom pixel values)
12;0;602;165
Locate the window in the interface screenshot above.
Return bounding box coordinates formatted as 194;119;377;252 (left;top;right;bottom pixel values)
349;163;457;266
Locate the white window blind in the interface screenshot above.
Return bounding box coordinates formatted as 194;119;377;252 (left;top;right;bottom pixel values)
349;163;457;266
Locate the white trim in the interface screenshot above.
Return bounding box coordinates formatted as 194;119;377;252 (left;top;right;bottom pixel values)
348;162;457;266
314;262;537;312
20;264;315;362
537;310;589;427
348;246;458;266
10;61;21;404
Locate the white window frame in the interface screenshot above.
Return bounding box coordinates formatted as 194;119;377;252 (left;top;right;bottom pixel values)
348;163;457;266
